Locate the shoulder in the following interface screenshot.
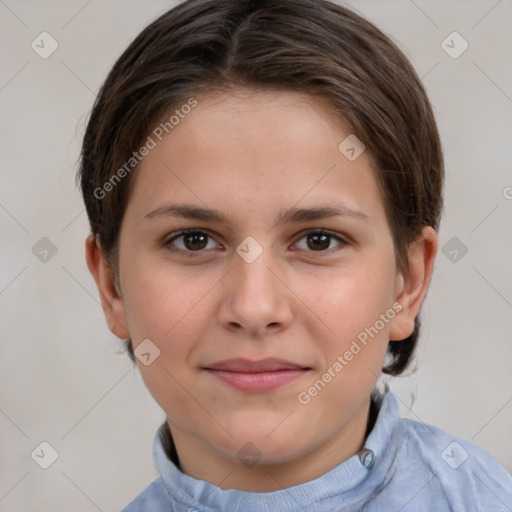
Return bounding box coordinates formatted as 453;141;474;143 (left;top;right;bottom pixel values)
120;477;173;511
397;416;512;510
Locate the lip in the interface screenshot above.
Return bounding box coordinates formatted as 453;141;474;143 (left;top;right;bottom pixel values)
203;358;310;392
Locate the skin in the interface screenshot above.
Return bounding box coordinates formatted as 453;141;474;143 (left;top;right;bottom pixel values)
86;88;437;492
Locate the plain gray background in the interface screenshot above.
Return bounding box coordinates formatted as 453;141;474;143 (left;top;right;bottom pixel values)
1;0;511;510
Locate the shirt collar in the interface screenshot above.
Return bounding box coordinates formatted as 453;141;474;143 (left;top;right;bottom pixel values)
152;391;402;512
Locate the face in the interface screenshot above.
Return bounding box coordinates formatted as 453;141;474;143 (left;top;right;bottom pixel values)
87;88;436;487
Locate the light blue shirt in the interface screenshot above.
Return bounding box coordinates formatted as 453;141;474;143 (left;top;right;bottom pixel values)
121;391;512;511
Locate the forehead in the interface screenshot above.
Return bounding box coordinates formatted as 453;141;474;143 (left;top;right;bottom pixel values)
126;89;387;230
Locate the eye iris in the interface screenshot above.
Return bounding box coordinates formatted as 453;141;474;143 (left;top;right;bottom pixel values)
184;232;208;250
307;232;330;251
178;231;334;252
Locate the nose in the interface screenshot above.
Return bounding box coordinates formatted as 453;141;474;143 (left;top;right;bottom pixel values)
218;246;293;337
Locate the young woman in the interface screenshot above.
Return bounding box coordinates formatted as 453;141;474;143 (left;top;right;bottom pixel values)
80;1;512;510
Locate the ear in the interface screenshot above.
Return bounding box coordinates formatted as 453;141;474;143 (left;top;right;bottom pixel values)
85;234;130;339
389;226;438;341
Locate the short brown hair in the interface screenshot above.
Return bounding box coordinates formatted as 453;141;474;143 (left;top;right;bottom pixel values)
78;0;444;375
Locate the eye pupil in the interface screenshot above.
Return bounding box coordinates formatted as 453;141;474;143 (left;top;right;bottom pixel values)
172;229;340;255
184;232;208;250
307;232;330;251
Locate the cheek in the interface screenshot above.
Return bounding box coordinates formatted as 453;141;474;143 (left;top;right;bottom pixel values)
303;264;394;336
123;266;217;383
129;280;208;420
301;272;392;412
138;356;205;438
121;259;211;341
297;260;395;374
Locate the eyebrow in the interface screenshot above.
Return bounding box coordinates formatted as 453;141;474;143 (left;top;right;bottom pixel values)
144;202;370;227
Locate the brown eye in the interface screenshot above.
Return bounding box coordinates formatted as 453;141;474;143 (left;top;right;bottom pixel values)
294;229;346;253
306;231;331;251
166;230;218;253
182;232;208;250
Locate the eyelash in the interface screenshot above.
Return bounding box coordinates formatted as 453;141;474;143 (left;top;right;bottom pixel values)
164;228;348;258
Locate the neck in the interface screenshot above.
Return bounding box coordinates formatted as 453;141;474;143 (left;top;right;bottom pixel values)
162;396;376;492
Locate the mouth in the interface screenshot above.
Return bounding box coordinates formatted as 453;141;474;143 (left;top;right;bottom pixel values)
203;358;311;392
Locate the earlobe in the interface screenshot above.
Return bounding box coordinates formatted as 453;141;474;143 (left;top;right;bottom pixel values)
389;226;438;341
85;234;130;339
